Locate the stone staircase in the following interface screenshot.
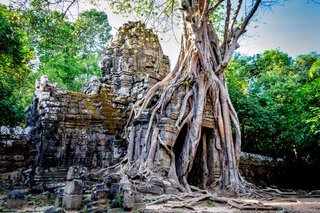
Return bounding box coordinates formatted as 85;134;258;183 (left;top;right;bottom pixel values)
34;167;68;183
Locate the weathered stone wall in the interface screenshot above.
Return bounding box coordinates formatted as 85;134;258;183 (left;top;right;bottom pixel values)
26;76;126;175
26;22;170;175
0;21;170;183
239;152;320;190
129;83;217;182
239;152;285;187
0;126;38;174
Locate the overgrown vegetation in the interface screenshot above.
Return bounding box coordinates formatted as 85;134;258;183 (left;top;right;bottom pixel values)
226;50;320;165
110;188;124;209
0;3;111;126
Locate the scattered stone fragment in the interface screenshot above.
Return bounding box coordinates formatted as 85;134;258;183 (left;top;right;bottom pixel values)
87;206;99;212
37;191;51;203
126;168;142;180
62;194;82;210
67;166;88;180
65;180;83;195
132;202;146;211
45;183;65;192
104;173;121;185
165;187;180;195
7;199;28;208
30;183;45;193
6;189;29;208
45;207;65;213
137;185;164;195
7;190;29;200
107;208;122;213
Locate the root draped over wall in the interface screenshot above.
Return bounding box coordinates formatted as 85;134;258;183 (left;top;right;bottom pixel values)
126;0;262;193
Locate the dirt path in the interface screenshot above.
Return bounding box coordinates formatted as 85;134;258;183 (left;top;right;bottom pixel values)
260;197;320;213
145;196;320;213
1;193;319;212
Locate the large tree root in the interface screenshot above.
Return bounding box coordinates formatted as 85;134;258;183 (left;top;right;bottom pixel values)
147;192;280;211
103;0;266;199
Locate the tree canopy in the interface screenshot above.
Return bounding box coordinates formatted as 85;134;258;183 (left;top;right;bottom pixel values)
226;50;320;165
0;3;112;126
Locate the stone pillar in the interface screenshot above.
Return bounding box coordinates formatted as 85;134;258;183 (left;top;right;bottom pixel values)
63;166;87;210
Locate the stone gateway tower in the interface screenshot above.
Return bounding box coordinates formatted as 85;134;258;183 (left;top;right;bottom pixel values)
21;21;170;182
126;65;221;191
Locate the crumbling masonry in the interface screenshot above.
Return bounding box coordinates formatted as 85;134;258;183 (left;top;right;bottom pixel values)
0;21;170;183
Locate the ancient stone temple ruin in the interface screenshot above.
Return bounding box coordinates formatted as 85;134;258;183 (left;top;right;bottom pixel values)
0;21;304;212
0;21;170;183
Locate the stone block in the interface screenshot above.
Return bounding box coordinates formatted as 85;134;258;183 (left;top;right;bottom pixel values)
91;190;108;200
55;196;62;207
134;192;144;203
120;179;134;191
65;180;83;195
126;167;142;180
45;207;64;213
7;199;28;208
165;187;180;195
107;208;122;213
87;206;99;212
95;183;108;191
162;130;176;147
46;183;65;192
122;190;134;209
163;180;172;188
103;173;121;185
149;177;164;187
67;166;88;180
132;203;146;211
7;190;29;200
137;184;164;195
63;194;82;210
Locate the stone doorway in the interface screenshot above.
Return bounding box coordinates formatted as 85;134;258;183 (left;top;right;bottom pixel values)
187;127;213;189
173;126;216;189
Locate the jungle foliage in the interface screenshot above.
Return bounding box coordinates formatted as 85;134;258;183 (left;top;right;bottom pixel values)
226;50;320;165
0;3;112;126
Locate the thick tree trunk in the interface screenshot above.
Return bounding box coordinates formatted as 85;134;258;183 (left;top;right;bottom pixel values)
125;0;261;194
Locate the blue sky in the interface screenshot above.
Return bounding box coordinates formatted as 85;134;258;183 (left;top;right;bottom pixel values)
54;0;319;64
160;0;320;63
3;0;319;64
238;0;320;58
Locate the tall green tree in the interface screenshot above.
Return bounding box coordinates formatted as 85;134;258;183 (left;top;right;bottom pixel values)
0;3;112;126
0;5;34;126
226;50;320;165
25;7;112;91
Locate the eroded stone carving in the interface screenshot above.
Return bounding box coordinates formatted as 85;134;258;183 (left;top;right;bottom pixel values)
101;21;170;100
